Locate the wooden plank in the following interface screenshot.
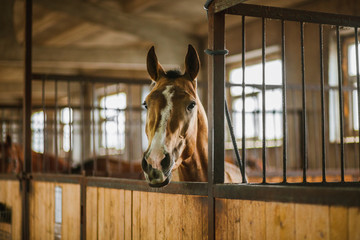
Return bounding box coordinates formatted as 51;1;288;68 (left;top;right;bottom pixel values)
118;189;126;240
295;203;330;240
215;198;227;240
140;191;148;240
226;199;241;240
329;206;348;240
132;191;141;240
86;187;98;240
97;187;105;240
201;196;209;240
183;195;203;240
103;188;111;240
60;183;81;240
240;200;266;240
265;202;295;240
155;193;165;240
349;207;360;240
165;194;182;240
146;192;156;240
0;180;22;240
124;190;132;240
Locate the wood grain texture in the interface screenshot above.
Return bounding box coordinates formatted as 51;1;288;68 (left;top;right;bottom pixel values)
330;206;348;240
0;180;22;240
29;181;80;240
349;207;360;240
265;202;295;240
86;187;98;240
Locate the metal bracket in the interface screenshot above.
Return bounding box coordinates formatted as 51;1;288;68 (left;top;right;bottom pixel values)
204;49;229;56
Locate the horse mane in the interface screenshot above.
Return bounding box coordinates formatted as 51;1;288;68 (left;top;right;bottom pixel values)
165;70;182;79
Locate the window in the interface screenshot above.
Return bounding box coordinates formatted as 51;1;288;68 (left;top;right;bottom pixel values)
329;41;360;143
60;107;73;152
31;111;45;153
348;43;360;131
100;93;126;151
229;59;283;148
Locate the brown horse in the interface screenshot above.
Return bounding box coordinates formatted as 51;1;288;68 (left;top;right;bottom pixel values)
0;135;70;174
71;156;143;179
141;45;243;187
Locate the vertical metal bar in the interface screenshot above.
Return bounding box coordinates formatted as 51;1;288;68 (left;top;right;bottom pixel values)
319;24;326;182
42;76;46;172
1;110;4;172
128;87;133;172
300;22;307;183
67;80;72;174
336;26;345;182
92;83;97;176
355;27;360;181
116;83;121;173
55;79;58;173
207;6;225;240
81;81;85;173
23;0;32;238
241;15;246;183
104;83;109;175
261;17;266;183
281;20;287;183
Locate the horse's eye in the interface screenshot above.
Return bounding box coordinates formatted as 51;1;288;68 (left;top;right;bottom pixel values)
142;101;148;109
187;101;196;111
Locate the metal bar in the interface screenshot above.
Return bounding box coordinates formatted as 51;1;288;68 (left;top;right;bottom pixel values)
104;84;109;175
92;83;97;176
116;84;121;173
55;79;58;173
241;15;246;183
281;20;287;183
261;17;266;183
67;80;72;174
32;73;151;85
355;27;360;182
42;76;46;172
1;110;4;172
81;81;85;173
207;5;225;240
213;183;360;206
300;22;307;183
225;100;245;179
221;3;360;27
319;24;326;182
337;26;345;182
23;0;32;238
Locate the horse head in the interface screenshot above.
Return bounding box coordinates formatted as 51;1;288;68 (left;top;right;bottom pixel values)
0;135;22;174
142;45;203;187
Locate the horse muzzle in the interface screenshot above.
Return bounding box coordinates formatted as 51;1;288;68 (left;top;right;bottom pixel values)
142;153;172;188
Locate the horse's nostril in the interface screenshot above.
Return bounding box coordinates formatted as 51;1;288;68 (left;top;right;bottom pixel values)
161;153;171;171
142;158;148;171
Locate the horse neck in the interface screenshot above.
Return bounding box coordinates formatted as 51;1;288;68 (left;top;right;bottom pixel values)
178;100;208;182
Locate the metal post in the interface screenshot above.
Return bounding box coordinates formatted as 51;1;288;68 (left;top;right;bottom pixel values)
23;0;32;238
207;4;225;240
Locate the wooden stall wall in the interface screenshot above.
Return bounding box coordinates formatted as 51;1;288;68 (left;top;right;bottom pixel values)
0;180;22;240
86;187;208;240
215;198;360;240
29;181;81;240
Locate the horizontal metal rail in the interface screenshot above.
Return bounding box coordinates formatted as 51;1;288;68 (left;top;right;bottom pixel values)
219;3;360;27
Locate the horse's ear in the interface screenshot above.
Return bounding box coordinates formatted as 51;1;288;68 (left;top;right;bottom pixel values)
147;46;165;82
5;135;11;146
185;44;200;81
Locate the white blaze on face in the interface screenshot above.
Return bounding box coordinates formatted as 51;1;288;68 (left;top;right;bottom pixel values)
146;85;174;169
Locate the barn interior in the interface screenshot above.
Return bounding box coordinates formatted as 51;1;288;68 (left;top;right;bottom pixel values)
1;0;360;181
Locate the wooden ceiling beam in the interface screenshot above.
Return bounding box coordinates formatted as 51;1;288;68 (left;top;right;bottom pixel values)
121;0;163;13
34;0;198;64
